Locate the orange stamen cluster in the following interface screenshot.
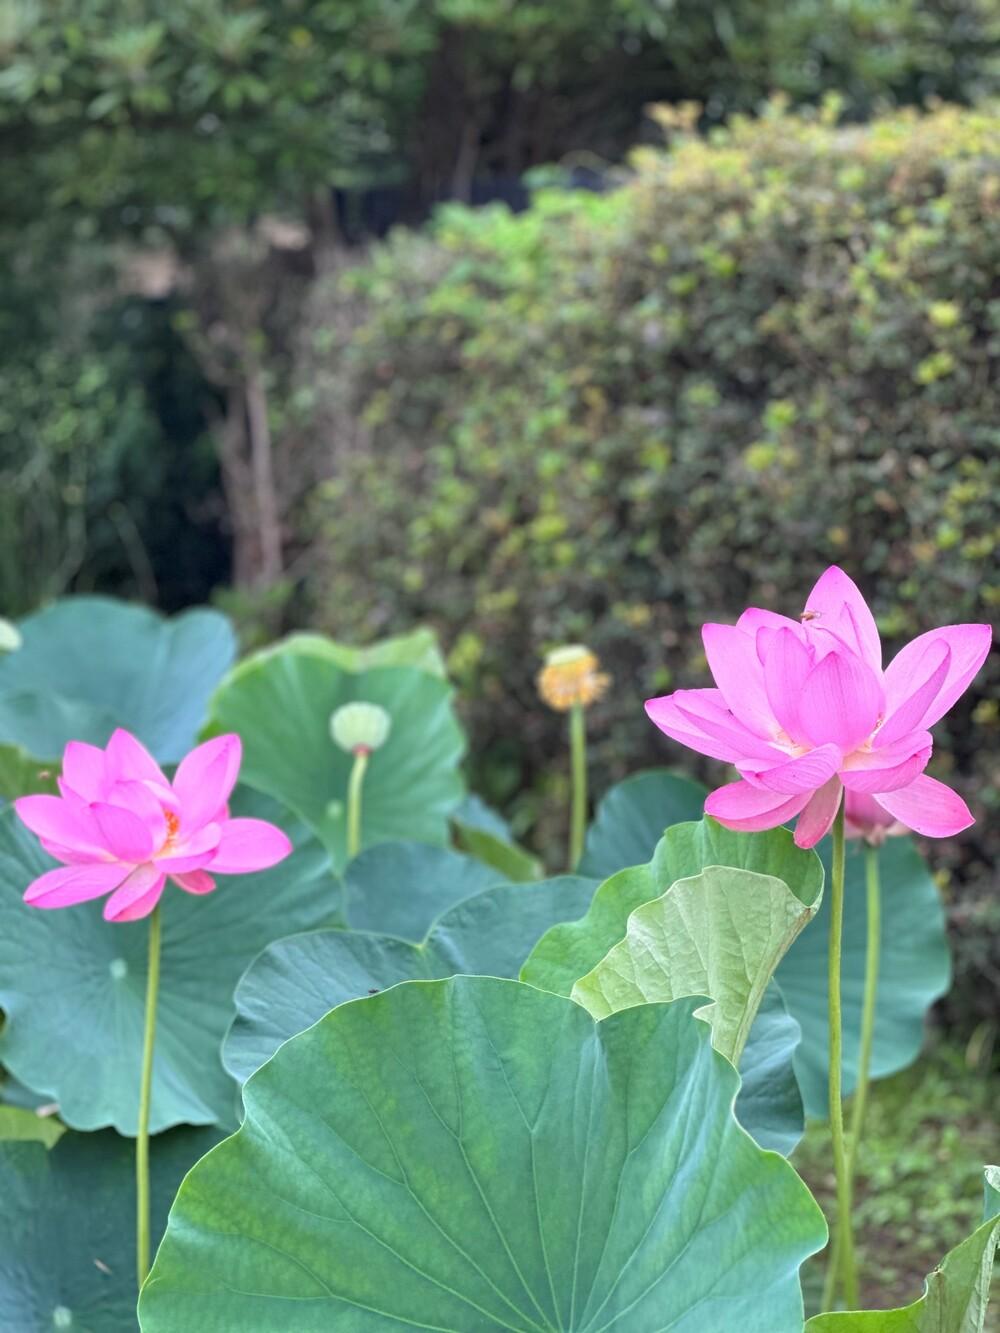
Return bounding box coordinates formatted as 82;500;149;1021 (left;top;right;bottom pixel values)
537;647;610;713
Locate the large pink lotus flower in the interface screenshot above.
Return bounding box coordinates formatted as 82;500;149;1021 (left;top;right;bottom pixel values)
646;567;991;849
14;729;291;922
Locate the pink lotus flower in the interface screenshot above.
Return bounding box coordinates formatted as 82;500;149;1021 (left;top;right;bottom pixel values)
646;567;991;849
14;729;291;922
843;791;907;845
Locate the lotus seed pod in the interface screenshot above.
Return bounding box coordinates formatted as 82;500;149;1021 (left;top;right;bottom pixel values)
330;701;392;754
537;644;610;712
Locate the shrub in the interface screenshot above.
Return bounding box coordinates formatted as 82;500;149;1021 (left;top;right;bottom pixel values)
304;102;1000;1025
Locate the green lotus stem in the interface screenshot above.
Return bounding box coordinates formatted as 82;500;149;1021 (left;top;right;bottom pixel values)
821;801;859;1312
568;702;587;870
346;748;370;861
137;903;162;1288
849;845;881;1173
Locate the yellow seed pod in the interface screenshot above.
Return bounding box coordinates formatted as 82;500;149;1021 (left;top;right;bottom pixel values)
537;644;610;712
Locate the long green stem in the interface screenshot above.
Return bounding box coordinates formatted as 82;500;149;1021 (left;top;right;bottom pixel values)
568;702;587;871
137;903;162;1288
346;748;369;861
849;846;881;1174
821;801;859;1312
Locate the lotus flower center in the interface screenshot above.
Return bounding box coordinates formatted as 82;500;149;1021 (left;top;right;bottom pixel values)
162;809;180;849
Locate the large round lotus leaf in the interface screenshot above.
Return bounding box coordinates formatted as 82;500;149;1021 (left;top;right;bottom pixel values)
205;646;466;869
343;839;505;941
224;875;596;1084
0;794;336;1134
0;598;236;762
0;1126;221;1332
806;1167;1000;1332
579;768;707;879
452;795;544;883
523;818;823;999
735;985;804;1157
776;836;950;1118
141;981;826;1331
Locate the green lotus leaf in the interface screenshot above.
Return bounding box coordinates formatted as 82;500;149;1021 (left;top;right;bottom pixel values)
0;1106;64;1148
141;980;826;1331
0;1126;221;1332
579;768;708;879
986;1164;1000;1222
452;795;544;882
205;644;466;869
805;1167;1000;1331
279;625;447;676
573;863;821;1065
523;818;822;998
344;839;506;941
776;837;951;1118
0;792;335;1133
0;598;236;762
224;875;596;1085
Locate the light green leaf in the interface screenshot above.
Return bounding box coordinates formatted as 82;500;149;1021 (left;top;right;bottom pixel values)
805;1167;1000;1331
777;837;950;1117
142;981;827;1332
344;839;505;941
280;625;447;677
223;874;596;1085
0;1106;64;1148
572;863;821;1064
0;793;335;1133
205;645;465;869
0;597;236;761
579;768;707;879
0;1126;222;1331
985;1164;1000;1222
522;817;822;998
452;818;544;882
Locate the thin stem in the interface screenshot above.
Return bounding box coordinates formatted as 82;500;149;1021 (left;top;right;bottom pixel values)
568;702;587;871
849;846;881;1174
346;748;369;861
821;801;859;1312
136;903;162;1288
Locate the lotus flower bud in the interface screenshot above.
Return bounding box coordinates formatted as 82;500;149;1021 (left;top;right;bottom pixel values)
537;644;610;712
330;702;392;755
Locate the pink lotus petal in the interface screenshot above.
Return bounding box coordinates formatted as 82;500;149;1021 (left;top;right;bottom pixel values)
14;795;108;860
101;780;168;845
840;731;932;794
800;650;884;750
883;625;992;731
209;818;292;874
90;801;158;863
646;692;756;764
794;777;844;848
171;869;217;895
704;781;809;832
803;566;882;671
103;864;167;923
702;623;776;736
761;627;813;742
105;728;169;789
739;742;842;794
737;608;804;643
657;688;777;760
23;862;130;910
876;641;951;748
172;734;242;831
61;741;109;802
875;774;974;839
156;822;222;874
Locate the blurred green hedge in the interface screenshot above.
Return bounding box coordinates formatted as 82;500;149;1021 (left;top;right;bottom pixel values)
305;102;999;1026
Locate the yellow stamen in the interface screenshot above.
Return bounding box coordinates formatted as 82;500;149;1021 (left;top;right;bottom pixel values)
537;646;610;713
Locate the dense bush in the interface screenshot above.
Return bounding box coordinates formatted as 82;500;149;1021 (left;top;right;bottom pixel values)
306;102;1000;1025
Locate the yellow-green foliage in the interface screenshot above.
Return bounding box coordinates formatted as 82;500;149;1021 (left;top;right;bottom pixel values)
307;103;999;961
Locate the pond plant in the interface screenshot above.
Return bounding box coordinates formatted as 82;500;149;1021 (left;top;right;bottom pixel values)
0;576;993;1331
